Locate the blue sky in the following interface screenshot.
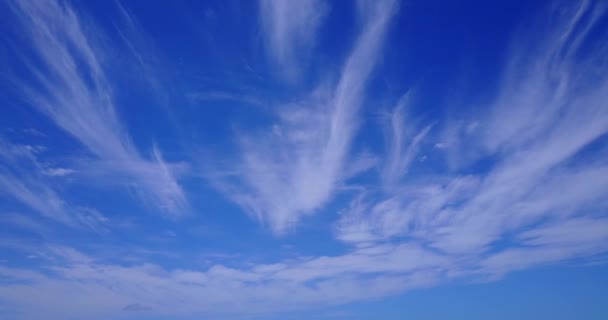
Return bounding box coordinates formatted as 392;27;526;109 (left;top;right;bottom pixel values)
1;0;608;319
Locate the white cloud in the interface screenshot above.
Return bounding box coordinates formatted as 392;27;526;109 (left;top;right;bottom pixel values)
213;0;398;234
0;244;445;319
0;169;70;225
336;0;608;268
1;1;607;319
8;0;187;216
481;217;608;274
0;139;97;227
381;92;432;189
42;167;74;177
15;232;601;319
259;0;328;78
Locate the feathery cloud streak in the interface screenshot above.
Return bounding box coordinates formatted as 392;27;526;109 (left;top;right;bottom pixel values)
336;0;608;260
259;0;327;78
0;0;607;319
0;140;71;224
217;0;397;234
0;244;446;319
8;0;187;216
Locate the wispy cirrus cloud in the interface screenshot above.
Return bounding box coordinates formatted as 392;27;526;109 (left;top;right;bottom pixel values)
259;0;328;78
381;92;433;189
0;1;607;319
7;0;187;216
8;213;606;320
214;0;398;234
0;243;445;319
334;0;608;274
482;216;608;274
0;140;70;224
0;139;108;231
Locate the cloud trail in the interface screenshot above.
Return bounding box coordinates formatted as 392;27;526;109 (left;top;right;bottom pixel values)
216;0;398;234
8;0;187;216
259;0;328;78
336;0;608;262
0;139;107;230
0;1;607;319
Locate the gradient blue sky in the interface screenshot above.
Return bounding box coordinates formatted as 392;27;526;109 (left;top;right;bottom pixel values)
1;0;608;319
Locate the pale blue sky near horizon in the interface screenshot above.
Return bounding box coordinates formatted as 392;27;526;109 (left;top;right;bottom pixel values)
1;0;608;319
